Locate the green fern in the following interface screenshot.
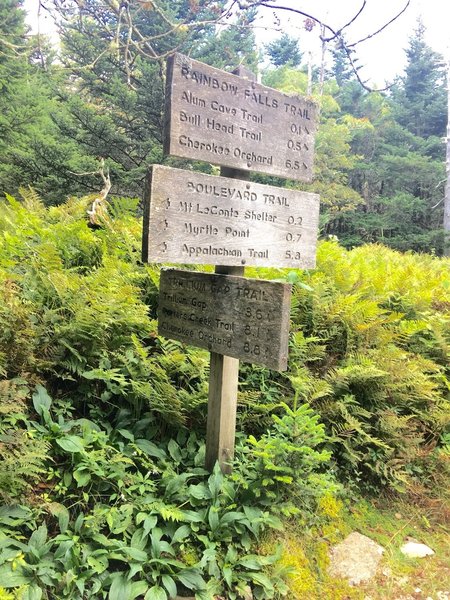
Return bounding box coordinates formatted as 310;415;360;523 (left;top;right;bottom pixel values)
0;379;49;501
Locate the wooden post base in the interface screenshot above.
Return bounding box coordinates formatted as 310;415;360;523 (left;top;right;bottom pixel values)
205;352;240;473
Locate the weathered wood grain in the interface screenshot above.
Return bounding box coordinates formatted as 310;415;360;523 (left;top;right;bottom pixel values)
142;165;320;268
164;53;318;181
158;269;292;371
205;352;239;473
205;164;248;474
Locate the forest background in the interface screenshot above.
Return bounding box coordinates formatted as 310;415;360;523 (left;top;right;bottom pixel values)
0;1;449;599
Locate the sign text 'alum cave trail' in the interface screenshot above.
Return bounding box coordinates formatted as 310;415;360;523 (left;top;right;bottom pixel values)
164;53;318;181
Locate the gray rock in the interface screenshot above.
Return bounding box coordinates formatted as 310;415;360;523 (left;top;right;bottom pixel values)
400;541;435;558
328;531;385;586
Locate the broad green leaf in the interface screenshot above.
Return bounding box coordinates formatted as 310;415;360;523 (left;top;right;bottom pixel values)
251;571;275;592
32;384;52;416
135;439;167;460
143;515;158;537
73;469;91;486
0;505;32;526
189;483;210;500
56;435;85;453
150;527;163;556
87;555;109;574
120;546;148;562
144;585;167;600
74;512;84;533
242;506;263;522
161;574;177;599
130;529;147;551
219;511;244;526
23;584;43;600
208;508;219;532
172;524;190;544
130;581;149;599
208;464;223;498
177;569;206;591
75;577;86;596
118;428;134;441
238;555;263;570
165;473;191;498
158;541;175;556
225;546;238;564
222;565;233;587
0;564;31;587
167;439;182;462
29;524;47;550
47;503;70;533
109;573;132;600
54;540;73;559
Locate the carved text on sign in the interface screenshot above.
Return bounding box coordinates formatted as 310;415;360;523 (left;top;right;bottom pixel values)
164;53;318;181
142;165;320;268
158;269;292;371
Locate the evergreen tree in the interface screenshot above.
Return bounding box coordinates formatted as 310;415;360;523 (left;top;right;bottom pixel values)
46;0;259;198
392;20;446;138
0;0;29;190
331;87;445;252
328;41;353;87
194;8;259;72
266;33;302;67
0;1;76;200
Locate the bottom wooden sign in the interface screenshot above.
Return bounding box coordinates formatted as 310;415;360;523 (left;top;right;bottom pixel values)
158;269;292;371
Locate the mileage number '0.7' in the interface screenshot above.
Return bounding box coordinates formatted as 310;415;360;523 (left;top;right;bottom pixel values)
285;215;303;260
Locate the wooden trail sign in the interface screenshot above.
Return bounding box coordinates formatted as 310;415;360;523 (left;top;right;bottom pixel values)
164;53;318;181
158;269;292;372
144;58;320;473
142;165;320;269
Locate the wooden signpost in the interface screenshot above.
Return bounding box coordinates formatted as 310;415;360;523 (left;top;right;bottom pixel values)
142;54;319;473
142;165;320;268
164;53;318;181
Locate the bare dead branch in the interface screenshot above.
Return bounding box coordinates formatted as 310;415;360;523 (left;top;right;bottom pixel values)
69;157;112;227
326;1;366;41
348;0;411;48
29;0;411;94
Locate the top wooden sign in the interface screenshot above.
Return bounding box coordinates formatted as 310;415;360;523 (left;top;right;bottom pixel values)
164;53;318;181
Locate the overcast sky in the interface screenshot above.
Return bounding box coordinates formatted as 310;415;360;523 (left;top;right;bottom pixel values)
253;0;450;85
24;0;449;86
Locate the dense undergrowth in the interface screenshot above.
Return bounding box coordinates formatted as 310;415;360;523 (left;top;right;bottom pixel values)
0;191;449;599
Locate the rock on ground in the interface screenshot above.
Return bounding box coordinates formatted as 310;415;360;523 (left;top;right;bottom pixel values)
400;540;435;558
328;531;385;586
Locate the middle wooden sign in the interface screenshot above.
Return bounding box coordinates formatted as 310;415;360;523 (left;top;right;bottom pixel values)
142;165;320;269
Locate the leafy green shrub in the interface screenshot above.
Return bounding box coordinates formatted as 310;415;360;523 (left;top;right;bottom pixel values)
0;191;207;426
0;380;49;502
284;241;450;491
0;386;290;600
233;401;338;516
1;192;449;600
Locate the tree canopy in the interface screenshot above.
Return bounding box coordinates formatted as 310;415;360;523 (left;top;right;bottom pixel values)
0;1;447;253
